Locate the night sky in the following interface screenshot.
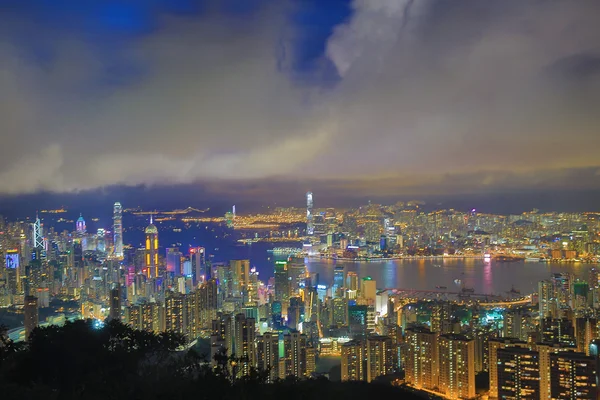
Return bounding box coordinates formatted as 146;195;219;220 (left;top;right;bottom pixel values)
1;1;600;211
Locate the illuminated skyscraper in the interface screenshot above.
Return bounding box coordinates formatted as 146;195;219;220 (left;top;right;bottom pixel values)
166;247;182;275
333;266;345;297
405;326;438;390
538;280;555;318
190;247;206;283
283;332;308;378
537;343;573;400
165;291;185;335
113;202;123;259
306;192;314;236
550;351;597;399
24;295;38;340
274;261;290;305
438;334;476;399
497;347;540;399
366;335;394;382
144;216;159;278
257;332;280;382
488;338;528;399
32;214;44;251
231;259;250;298
341;340;364;381
234;313;256;376
76;214;86;233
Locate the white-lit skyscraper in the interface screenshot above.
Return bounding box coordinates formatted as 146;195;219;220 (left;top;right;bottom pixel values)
306;192;314;236
113;202;123;259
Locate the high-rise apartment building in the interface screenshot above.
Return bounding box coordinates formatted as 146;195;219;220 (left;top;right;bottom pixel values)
405;326;438;390
257;332;280;382
283;332;307;378
234;313;256;376
165;291;185;335
550;351;598;399
497;347;540;400
341;340;364;381
438;334;476;399
366;335;394;382
488;338;528;399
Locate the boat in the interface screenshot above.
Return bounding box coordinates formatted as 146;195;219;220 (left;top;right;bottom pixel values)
454;279;462;285
461;287;475;293
434;264;442;268
493;255;524;262
524;257;541;262
436;286;447;289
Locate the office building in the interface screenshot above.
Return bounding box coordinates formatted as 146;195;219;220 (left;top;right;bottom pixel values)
113;202;123;259
144;217;159;279
166;248;182;275
231;259;250;299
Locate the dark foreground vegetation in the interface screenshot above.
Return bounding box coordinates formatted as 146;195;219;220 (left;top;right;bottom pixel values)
1;320;427;400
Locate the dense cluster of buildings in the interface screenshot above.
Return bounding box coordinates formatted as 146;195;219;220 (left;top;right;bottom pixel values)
2;197;600;398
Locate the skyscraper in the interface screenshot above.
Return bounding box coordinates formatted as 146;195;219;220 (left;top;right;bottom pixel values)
257;332;280;382
341;340;364;381
24;295;38;340
366;335;394;382
488;338;528;399
166;247;182;275
405;326;438;391
550;351;597;399
144;216;159;278
306;192;314;236
497;347;540;399
234;313;256;376
333;266;345;297
438;334;476;399
283;332;308;378
109;287;121;321
113;202;123;259
76;214;86;234
230;259;250;299
190;246;206;283
165;291;185;335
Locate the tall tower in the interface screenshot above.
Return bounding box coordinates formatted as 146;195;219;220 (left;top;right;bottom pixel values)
76;213;86;233
306;192;314;236
32;214;44;250
113;202;123;259
144;216;159;278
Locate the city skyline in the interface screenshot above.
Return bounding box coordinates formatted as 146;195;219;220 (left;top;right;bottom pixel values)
1;1;600;198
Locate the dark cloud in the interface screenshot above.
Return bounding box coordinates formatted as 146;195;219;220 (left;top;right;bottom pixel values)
1;0;599;200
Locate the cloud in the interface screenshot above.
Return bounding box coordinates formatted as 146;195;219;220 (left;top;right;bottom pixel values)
1;0;600;198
